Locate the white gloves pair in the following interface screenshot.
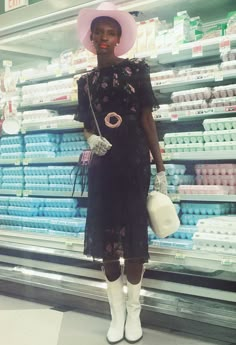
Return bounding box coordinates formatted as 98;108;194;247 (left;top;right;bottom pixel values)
154;171;168;195
87;134;112;156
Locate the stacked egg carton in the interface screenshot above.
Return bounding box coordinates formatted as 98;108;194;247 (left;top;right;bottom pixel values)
164;131;204;154
1;167;24;191
195;164;236;195
21;109;58;126
24;133;60;159
193;216;236;255
0;196;87;237
24;166;49;191
47;165;84;193
0;135;24;160
58;132;88;157
203;117;236;152
170;87;211;113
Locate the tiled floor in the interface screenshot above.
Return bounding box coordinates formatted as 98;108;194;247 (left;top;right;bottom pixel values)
0;294;232;345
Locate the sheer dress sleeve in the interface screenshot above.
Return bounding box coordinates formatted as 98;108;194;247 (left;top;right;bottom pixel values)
75;75;93;131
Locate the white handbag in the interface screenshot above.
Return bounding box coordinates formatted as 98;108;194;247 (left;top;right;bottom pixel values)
147;191;180;238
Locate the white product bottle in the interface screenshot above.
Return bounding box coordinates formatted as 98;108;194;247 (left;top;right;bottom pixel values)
147;191;180;238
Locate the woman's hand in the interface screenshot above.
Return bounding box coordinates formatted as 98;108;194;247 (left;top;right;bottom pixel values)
87;134;112;156
154;171;168;195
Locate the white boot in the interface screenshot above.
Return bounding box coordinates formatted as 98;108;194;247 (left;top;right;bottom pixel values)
105;274;126;344
125;273;144;343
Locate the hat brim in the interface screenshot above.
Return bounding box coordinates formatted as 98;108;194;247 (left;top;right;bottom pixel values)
77;8;137;56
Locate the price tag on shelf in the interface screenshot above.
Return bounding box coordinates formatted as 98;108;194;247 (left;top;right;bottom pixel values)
14;160;21;166
192;44;203;58
214;71;224;82
171;113;179;121
221;258;233;266
23;159;30;165
162;153;171;161
219;38;231;53
40;123;57;130
170;194;181;202
225;105;236;112
175;252;186;260
16;191;22;197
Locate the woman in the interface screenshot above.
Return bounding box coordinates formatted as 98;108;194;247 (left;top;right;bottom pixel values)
76;2;167;344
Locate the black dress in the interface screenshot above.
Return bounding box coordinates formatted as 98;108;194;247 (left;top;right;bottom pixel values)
76;58;157;262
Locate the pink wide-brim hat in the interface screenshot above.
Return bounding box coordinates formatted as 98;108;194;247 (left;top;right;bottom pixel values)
77;2;137;56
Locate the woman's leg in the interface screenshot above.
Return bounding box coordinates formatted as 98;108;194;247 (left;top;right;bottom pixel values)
103;259;126;344
124;259;145;344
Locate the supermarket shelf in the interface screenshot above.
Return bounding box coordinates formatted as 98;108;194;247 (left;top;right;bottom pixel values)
155;34;236;64
0;230;235;274
22;156;80;165
169;194;236;202
162;151;236;161
0;189;22;196
21;121;83;133
22;190;88;198
18;99;78;111
17;64;87;86
152;70;236;93
155;108;236;123
0;159;21;166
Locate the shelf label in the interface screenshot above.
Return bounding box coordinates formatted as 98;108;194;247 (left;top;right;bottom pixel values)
175;252;186;260
23;159;30;165
170;194;181;202
221;258;233;266
214;71;224;82
39;123;57;130
14;160;21;166
171;113;179;121
23;190;32;197
192;44;203;58
219;38;231;53
225;105;236;112
16;191;22;197
162;153;171;161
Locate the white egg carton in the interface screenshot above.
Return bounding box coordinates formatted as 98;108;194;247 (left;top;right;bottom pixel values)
171;87;212;103
213;85;236;98
170;100;208;111
177;65;219;78
151;70;176;82
193;232;236;254
203;117;236;131
197;216;236;235
221;60;236;70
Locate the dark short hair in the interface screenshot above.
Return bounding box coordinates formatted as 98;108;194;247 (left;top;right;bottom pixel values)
90;16;122;37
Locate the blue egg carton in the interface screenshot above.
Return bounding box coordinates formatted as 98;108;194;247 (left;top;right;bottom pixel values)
60;142;85;151
0;196;9;206
181;202;231;216
57;150;82;157
44;198;78;208
48;175;75;185
1;135;23;145
167;185;179;194
1;152;24;159
25;183;49;191
181;214;211;226
49;184;73;192
61;132;84;142
2;176;24;184
25;176;49;184
164;164;186;176
79;208;88;217
174;203;181;214
24;166;49;176
9;197;44;207
1;183;23;190
0;144;23;154
25;151;56;158
25;142;59;152
151;238;193;250
2;167;24;176
167;175;195;186
0;206;8;215
24;133;60;144
8;206;39;217
169;225;196;240
42;207;78;218
48;165;75;175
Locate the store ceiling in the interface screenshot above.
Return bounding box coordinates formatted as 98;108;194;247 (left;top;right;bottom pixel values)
0;0;235;71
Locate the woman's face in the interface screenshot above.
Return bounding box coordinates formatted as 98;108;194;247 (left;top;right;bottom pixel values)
91;20;121;55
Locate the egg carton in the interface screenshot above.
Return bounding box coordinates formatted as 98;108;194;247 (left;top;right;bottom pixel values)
24;183;49;191
0;206;8;215
25;142;59;152
170;100;208;112
181;202;231;216
196;175;236;186
203;117;236;131
221;60;236;71
213;85;236;98
44;198;78;208
24;151;56;158
178;185;229;195
193;232;236;249
61;132;85;142
8;206;39;217
1;135;23;145
210;96;236;107
177;65;219;78
165;143;204;153
204;129;236;142
171;87;212;103
164;164;186;175
47;165;76;175
197;216;236;235
0;153;24;160
41;207;78;218
24;133;60;144
2;167;24;176
167;175;195;186
9;197;44;207
151;238;193;250
48;175;80;185
150;70;176;82
221;49;236;62
48;218;85;232
0;144;23;154
22;109;58;120
195;164;236;176
2;176;24;184
24;176;49;184
0;196;9;206
24;166;49;176
204;141;236;151
1;183;24;190
181;214;211;226
164;131;203;145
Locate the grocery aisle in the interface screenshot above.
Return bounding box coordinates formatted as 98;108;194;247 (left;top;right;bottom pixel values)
0;294;232;345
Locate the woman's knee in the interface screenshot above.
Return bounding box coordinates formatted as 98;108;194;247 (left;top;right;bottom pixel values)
103;259;121;282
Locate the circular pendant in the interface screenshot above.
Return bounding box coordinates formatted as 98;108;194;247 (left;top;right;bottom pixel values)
104;112;122;128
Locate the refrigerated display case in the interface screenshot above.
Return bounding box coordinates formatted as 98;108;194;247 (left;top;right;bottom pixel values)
0;0;235;342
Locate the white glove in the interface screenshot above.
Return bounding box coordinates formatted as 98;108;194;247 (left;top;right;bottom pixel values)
87;134;112;156
154;171;168;195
